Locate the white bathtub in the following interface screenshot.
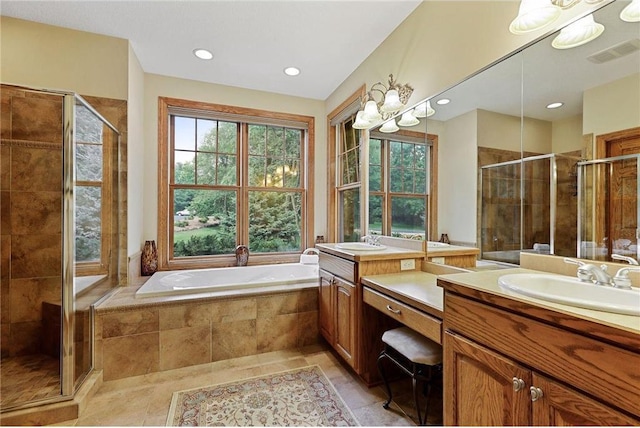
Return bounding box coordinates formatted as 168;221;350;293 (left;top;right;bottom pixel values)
135;263;319;298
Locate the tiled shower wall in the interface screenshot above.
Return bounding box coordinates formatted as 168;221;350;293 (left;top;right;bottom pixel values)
477;146;580;258
1;87;64;357
0;85;128;359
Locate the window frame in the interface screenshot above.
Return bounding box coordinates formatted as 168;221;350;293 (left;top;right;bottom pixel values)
158;97;315;270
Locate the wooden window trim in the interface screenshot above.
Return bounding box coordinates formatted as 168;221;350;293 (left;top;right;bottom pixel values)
158;97;314;271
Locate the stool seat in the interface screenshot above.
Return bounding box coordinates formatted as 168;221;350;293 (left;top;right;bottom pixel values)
378;326;443;425
382;327;442;366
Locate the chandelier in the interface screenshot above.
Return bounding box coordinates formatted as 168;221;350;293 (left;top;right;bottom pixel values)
353;74;413;130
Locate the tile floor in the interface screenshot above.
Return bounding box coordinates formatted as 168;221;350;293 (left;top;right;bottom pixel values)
53;343;443;426
1;354;61;407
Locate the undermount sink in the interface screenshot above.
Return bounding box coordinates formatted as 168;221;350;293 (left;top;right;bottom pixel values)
335;242;387;251
498;273;640;316
427;241;450;248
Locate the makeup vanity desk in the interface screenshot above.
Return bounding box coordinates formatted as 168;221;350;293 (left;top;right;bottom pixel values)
361;271;445;345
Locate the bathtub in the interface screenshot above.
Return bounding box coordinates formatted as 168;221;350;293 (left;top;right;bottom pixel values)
135;263;319;298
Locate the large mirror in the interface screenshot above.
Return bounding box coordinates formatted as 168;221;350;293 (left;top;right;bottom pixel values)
375;0;640;265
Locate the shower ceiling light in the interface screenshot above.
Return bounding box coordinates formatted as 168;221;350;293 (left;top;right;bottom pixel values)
546;101;564;109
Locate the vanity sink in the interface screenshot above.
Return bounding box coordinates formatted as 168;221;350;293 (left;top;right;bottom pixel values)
335;242;387;251
427;241;450;248
498;273;640;316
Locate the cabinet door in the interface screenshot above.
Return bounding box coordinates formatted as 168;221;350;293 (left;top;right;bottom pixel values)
334;277;357;369
531;374;640;426
444;332;531;426
318;270;334;344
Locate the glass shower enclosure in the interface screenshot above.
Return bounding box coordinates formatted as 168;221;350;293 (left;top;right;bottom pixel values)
0;85;121;411
577;154;639;262
480;153;580;265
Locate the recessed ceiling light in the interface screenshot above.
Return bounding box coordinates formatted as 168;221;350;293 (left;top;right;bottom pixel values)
436;98;450;105
546;102;564;109
284;67;300;76
193;48;213;60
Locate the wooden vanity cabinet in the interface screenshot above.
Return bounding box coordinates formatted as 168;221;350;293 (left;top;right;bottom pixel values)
318;253;359;371
442;283;640;426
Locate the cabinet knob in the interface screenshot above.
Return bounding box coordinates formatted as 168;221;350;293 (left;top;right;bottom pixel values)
530;386;544;402
512;377;525;392
386;305;401;314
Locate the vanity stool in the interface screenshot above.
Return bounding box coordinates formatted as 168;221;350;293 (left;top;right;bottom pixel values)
377;326;442;426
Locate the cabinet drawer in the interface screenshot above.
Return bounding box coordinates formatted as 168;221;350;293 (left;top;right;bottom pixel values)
319;252;356;282
363;287;442;344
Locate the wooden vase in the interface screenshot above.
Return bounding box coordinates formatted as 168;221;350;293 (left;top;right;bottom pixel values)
141;240;158;276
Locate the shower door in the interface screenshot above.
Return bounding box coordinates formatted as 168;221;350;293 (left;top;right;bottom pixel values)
578;154;640;263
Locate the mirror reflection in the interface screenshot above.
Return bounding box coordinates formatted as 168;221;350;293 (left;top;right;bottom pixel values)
376;1;639;266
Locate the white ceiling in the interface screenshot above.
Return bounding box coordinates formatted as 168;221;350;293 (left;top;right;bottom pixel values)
0;0;422;100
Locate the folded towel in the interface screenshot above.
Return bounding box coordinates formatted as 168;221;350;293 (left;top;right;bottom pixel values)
300;254;319;264
533;243;550;251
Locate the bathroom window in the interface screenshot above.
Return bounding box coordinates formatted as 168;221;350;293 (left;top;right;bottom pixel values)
158;98;314;270
368;132;434;240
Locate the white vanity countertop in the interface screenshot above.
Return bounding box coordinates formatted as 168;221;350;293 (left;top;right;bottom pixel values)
427;244;480;256
438;268;640;335
361;271;443;319
315;243;425;262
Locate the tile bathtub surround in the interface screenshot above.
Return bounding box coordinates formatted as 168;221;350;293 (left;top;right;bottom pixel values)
94;286;320;381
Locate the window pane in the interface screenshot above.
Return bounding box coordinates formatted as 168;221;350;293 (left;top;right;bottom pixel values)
173;189;237;257
285;129;301;158
76;143;102;181
249;156;267;186
402;143;415;167
174;116;195;150
369;139;382;165
390;167;403;192
197;119;217;151
415;169;427;194
340;188;361;242
285;160;300;187
390;141;402;167
369;165;382;192
174;151;195;184
76;186;101;262
266;127;284;157
218;155;237;185
415;144;427;169
342;149;360;185
196;152;217;185
391;196;426;239
248;124;266;155
217;122;237;153
248;191;301;252
403;169;414;193
369;194;383;236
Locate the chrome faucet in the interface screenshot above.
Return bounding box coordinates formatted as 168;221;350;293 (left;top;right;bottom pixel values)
563;258;612;286
362;235;382;246
235;245;249;266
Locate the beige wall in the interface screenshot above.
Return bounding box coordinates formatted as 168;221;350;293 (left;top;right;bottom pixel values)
583;73;640;137
142;74;326;242
127;45;146;256
0;16;129;100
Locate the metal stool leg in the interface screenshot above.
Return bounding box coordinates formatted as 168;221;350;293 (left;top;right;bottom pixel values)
377;350;393;409
412;372;423;425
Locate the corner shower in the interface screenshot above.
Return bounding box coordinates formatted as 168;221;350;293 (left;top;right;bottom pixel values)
480;153;580;265
480;152;639;266
1;84;121;414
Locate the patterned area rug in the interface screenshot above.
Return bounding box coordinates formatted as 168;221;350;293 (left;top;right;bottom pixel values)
166;365;359;426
